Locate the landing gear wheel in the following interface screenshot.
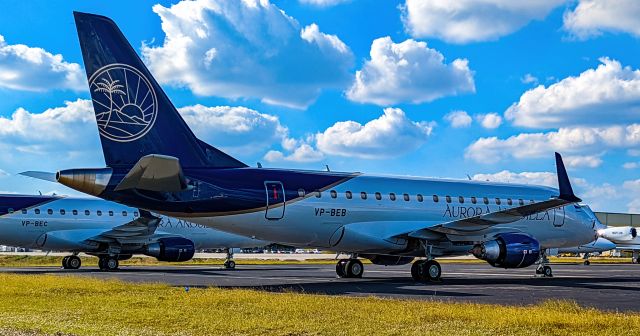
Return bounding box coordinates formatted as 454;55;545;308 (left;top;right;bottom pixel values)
345;259;364;278
67;256;81;269
424;260;441;282
635;257;640;264
62;256;70;269
411;260;426;281
335;259;348;278
583;260;590;266
542;265;553;277
223;260;236;269
99;257;119;271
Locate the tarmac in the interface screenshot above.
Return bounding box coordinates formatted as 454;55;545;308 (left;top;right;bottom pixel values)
2;262;639;312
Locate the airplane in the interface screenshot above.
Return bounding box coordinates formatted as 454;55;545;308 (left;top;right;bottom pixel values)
598;226;640;264
0;194;267;271
23;11;599;282
557;237;616;265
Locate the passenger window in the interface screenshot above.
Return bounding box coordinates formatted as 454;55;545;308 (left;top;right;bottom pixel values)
134;211;139;217
495;198;501;205
330;190;337;198
85;210;90;216
471;197;477;204
21;209;27;214
389;193;396;201
483;197;489;205
346;191;353;199
315;190;322;198
97;210;102;216
433;195;439;203
72;210;78;215
47;209;53;215
34;209;40;215
518;199;524;206
108;211;114;216
458;196;464;204
60;209;66;215
360;192;367;200
417;194;423;202
445;196;451;203
297;189;305;197
122;211;128;216
403;194;410;201
375;192;382;200
506;198;512;206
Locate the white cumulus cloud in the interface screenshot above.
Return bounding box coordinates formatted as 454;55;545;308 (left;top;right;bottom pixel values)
564;0;640;39
346;37;474;105
477;113;502;129
142;0;353;109
444;110;472;128
315;107;435;159
401;0;565;43
505;58;640;128
299;0;350;7
563;155;603;168
0;35;84;92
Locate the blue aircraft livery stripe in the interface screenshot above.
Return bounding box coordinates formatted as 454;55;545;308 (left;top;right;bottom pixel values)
0;195;60;216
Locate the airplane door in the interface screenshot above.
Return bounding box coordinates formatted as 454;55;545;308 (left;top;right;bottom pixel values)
553;207;565;227
265;181;285;220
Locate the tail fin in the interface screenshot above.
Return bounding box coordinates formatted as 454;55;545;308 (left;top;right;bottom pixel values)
73;12;246;169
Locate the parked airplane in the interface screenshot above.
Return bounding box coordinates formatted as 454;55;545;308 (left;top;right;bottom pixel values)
598;226;640;264
557;237;616;265
24;12;599;282
0;194;267;270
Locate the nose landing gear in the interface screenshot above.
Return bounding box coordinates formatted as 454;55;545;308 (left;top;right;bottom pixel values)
223;249;236;269
535;251;553;277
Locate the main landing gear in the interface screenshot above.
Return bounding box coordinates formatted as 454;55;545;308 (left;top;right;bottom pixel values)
335;258;364;278
411;259;441;282
582;253;591;266
223;249;236;269
98;256;119;271
535;251;553;277
632;251;640;264
62;255;82;270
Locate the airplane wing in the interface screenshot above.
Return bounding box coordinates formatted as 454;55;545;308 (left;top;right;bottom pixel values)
410;152;581;237
84;210;164;244
114;154;188;192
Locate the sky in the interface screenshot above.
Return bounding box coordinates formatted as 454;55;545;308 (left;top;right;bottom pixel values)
0;0;640;212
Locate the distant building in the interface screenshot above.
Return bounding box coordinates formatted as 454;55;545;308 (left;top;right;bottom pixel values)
595;212;640;227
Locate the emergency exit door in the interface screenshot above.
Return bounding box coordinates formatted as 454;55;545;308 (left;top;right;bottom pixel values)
265;181;285;220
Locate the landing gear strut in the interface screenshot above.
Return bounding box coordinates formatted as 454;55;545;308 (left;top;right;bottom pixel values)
223;249;236;269
633;251;640;264
535;251;553;277
335;258;363;278
62;255;81;270
582;253;591;266
98;256;119;271
411;259;441;282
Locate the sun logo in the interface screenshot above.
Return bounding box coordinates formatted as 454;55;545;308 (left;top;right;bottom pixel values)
89;64;158;142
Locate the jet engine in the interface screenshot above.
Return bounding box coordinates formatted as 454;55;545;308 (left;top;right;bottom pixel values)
598;226;637;242
363;254;414;266
145;237;195;262
471;233;540;268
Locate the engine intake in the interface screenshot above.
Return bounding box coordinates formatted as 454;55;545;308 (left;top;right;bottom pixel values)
471;233;540;268
598;226;637;242
146;237;195;262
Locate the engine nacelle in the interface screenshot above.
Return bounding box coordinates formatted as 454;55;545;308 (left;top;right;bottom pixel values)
146;237;195;262
471;233;540;268
363;254;414;266
598;226;637;242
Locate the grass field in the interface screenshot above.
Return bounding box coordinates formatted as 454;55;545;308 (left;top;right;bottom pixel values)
0;255;633;268
0;273;637;336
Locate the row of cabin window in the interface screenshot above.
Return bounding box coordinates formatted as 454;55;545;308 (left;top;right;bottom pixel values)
8;208;138;217
309;190;533;206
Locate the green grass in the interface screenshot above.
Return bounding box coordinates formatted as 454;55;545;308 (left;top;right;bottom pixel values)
0;255;633;268
0;273;637;335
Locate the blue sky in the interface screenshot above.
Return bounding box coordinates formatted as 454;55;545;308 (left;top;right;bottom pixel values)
0;0;640;212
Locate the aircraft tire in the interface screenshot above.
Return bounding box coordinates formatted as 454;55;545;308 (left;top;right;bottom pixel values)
67;256;81;269
105;258;119;271
62;256;70;269
543;265;553;277
635;257;640;264
224;260;236;269
335;259;347;278
411;260;426;281
583;260;590;266
424;260;441;282
345;259;364;278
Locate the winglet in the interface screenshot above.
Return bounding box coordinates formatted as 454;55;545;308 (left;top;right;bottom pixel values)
555;152;581;203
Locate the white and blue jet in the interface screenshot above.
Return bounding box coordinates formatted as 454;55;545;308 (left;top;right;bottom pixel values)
24;12;600;282
0;194;267;271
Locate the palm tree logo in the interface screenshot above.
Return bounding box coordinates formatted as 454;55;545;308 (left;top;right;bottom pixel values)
89;64;158;142
93;78;125;128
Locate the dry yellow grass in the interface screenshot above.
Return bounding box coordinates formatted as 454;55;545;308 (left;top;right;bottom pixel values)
0;273;637;335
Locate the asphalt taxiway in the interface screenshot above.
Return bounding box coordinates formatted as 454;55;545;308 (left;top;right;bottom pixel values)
3;263;639;312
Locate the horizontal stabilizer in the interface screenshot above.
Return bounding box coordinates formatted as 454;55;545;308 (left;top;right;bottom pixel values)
114;155;188;192
19;171;57;182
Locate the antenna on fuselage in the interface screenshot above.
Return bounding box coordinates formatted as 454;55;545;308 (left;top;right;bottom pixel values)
38;190;42;195
257;162;262;168
466;174;472;181
325;165;330;172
